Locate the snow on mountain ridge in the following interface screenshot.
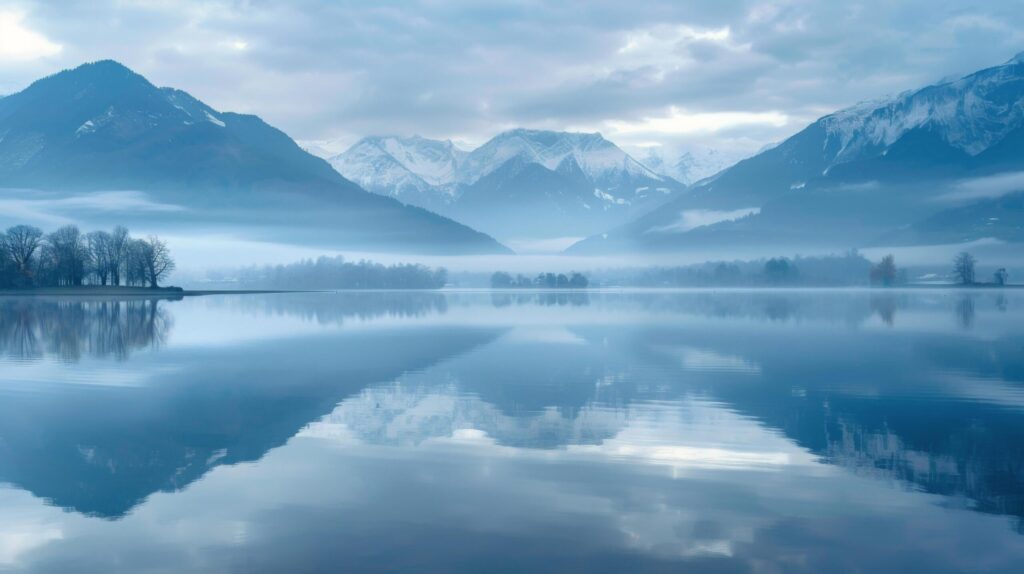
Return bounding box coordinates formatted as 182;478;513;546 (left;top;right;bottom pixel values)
328;135;468;205
160;88;228;128
642;147;746;185
328;129;668;209
821;54;1024;162
374;135;466;186
329;137;445;202
458;128;662;185
59;82;231;142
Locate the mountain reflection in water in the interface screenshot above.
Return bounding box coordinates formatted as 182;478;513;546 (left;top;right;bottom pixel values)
0;290;1022;573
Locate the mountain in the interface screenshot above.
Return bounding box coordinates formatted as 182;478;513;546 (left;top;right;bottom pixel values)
299;139;347;159
451;130;681;240
570;53;1024;254
881;191;1024;245
329;135;466;210
456;129;661;186
329;129;683;242
641;147;743;185
0;61;509;254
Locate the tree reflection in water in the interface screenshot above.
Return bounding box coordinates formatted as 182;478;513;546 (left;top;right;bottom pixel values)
491;291;590;308
956;295;976;330
0;298;172;361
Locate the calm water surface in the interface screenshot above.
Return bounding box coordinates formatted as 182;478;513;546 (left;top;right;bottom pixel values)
0;290;1023;573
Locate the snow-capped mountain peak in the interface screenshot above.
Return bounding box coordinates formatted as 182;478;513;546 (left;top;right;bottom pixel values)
820;53;1024;162
569;51;1024;255
327;129;671;210
641;147;746;185
322;129;682;240
368;135;466;186
458;128;662;185
328;135;466;204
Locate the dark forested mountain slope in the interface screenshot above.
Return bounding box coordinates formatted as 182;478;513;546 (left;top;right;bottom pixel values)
0;61;508;254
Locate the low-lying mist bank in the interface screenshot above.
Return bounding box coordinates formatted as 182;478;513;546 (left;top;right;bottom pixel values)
194;256;448;290
177;245;1020;290
169;233;1020;278
6;192;1019;287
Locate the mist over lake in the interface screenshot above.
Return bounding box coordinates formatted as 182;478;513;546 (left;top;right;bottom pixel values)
1;290;1022;573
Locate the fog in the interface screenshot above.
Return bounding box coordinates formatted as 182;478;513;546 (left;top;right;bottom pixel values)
4;188;1022;285
168;234;1024;288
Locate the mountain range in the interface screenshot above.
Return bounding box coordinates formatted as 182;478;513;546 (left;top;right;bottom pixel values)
327;129;684;242
6;54;1024;259
0;61;509;254
570;53;1024;254
328;135;466;210
639;147;747;186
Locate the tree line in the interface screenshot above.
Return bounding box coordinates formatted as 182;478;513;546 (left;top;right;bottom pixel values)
0;224;175;289
628;252;872;287
233;256;448;289
490;272;589;289
617;252;1010;288
859;251;1009;287
952;252;1009;286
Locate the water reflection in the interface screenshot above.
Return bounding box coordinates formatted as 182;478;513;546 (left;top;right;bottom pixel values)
1;290;1023;572
0;299;170;361
0;295;503;517
957;294;976;330
490;291;590;307
229;291;449;324
870;293;899;326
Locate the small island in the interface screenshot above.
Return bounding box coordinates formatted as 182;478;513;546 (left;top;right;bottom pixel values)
1;224;178;295
490;271;590;289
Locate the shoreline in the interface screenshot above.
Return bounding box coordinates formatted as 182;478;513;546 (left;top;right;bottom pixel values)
0;287;295;298
0;284;1019;298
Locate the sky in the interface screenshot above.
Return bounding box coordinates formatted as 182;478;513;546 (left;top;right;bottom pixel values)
2;0;1024;161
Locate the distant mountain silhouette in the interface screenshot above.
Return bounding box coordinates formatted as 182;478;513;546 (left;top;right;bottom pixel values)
330;129;682;240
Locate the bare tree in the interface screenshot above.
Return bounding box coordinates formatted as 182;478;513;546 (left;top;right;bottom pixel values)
2;225;44;281
1;223;175;290
108;225;131;286
994;268;1009;286
870;254;899;286
44;225;90;286
135;236;175;288
87;231;113;286
126;239;148;287
952;252;976;285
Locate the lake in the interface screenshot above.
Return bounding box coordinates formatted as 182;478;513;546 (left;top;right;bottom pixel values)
0;289;1022;573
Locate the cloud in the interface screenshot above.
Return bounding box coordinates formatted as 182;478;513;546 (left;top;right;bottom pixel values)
218;38;249;52
4;1;1024;161
0;10;62;61
0;190;185;226
615;24;740;77
647;207;760;234
936;171;1024;202
606;107;788;136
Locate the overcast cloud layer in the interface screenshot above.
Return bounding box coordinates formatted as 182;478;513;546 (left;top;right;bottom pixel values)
2;0;1024;158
